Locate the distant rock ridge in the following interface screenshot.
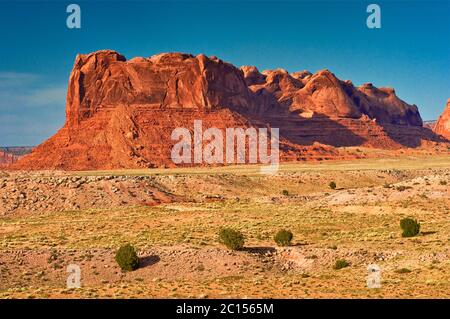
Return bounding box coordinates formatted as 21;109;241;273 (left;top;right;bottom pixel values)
0;146;34;157
11;50;447;171
0;151;17;165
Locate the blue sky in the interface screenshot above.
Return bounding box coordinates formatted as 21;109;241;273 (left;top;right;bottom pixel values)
0;0;449;146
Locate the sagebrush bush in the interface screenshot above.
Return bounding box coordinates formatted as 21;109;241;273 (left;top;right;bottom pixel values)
400;218;420;237
329;181;337;189
274;229;293;246
333;259;350;270
115;244;139;271
282;189;289;196
219;228;245;250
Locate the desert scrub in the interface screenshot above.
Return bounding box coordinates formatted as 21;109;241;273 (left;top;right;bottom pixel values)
329;181;337;190
115;244;139;271
274;229;293;246
333;259;350;270
400;218;420;237
282;189;289;196
47;248;59;264
218;228;245;250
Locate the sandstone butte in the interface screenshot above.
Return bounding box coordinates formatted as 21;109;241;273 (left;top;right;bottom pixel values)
434;99;450;139
10;50;449;171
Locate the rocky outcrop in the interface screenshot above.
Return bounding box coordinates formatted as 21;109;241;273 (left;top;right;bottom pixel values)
0;174;178;214
434;99;450;139
351;83;422;126
66;50;254;126
242;66;422;125
11;50;446;171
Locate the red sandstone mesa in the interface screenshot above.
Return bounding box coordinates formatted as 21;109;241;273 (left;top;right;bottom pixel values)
434;99;450;139
11;50;447;170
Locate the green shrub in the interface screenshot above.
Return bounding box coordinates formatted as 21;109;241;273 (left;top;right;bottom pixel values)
282;189;289;196
400;218;420;237
219;228;245;250
333;259;350;270
329;181;337;190
274;229;293;246
115;244;139;271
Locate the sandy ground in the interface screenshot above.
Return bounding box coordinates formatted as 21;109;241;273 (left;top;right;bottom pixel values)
0;156;449;298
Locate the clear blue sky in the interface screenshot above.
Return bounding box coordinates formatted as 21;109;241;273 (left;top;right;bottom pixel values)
0;0;449;146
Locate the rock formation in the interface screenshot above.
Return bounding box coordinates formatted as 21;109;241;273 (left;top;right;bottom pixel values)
434;99;450;139
11;50;447;170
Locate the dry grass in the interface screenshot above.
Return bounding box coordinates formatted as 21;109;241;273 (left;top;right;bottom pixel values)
0;156;449;298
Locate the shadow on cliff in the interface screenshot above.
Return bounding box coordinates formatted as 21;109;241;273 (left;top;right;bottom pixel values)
377;122;449;148
239;108;449;148
242;111;367;147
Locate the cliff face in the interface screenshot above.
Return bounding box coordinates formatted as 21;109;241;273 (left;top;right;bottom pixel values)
65;51;255;126
66;50;422;126
434;99;450;139
242;66;422;125
12;50;445;171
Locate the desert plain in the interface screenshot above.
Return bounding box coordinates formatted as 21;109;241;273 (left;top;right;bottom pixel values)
0;154;449;299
